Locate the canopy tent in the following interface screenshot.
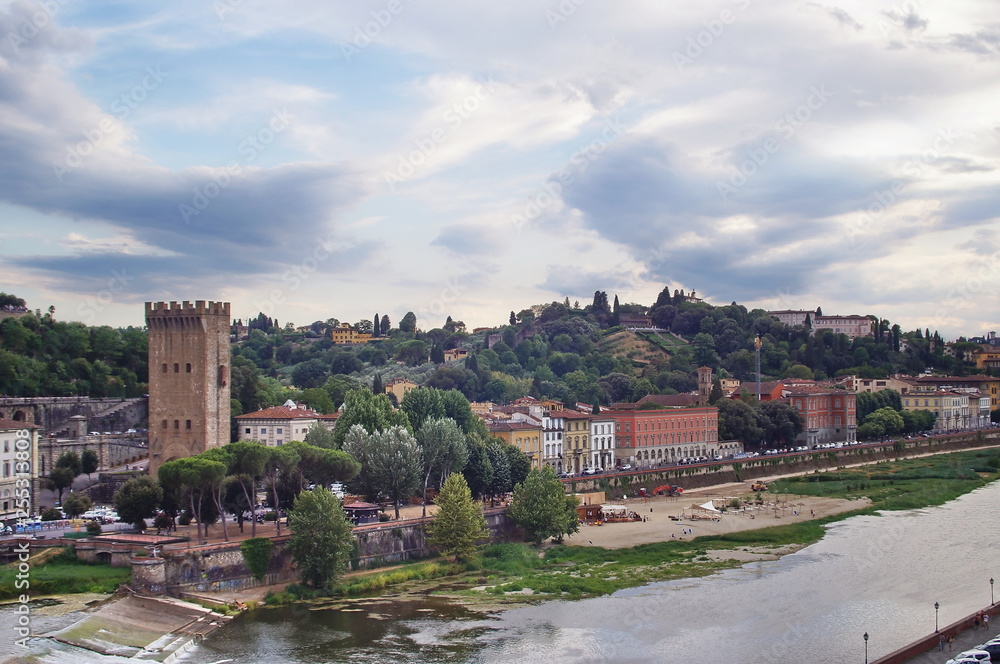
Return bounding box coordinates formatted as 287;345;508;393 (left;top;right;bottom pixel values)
600;504;628;516
685;502;721;513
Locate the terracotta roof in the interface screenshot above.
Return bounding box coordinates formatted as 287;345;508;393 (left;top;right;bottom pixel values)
560;410;592;419
637;394;702;407
488;421;541;432
235;405;328;420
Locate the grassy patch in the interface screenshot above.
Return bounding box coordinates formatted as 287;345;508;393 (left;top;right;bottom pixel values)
0;547;130;599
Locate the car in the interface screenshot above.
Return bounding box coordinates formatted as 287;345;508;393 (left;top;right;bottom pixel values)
973;641;1000;661
582;467;600;476
618;464;633;471
949;650;991;663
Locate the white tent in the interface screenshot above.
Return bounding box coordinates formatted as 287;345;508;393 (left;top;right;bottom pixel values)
601;504;628;515
698;501;721;513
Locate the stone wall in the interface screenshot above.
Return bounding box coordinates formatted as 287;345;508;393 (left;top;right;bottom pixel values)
0;396;147;437
129;509;519;595
38;435;147;476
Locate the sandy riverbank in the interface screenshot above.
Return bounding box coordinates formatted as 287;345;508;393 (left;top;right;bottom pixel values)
564;479;870;552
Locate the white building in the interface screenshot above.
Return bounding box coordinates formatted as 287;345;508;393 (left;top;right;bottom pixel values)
589;415;616;470
234;401;338;446
541;410;565;473
1;424;40;526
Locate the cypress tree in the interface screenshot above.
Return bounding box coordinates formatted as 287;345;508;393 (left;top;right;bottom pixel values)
373;313;380;337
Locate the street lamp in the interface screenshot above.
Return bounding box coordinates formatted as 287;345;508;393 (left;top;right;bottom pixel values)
935;602;940;633
991;578;995;605
864;632;869;664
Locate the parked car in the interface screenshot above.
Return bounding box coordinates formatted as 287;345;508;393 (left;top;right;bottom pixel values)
973;641;1000;662
618;464;633;471
581;467;601;476
949;650;991;664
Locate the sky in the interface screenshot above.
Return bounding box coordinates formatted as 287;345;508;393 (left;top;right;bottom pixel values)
1;0;999;339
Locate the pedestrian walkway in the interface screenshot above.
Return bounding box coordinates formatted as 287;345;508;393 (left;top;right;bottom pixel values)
906;620;998;663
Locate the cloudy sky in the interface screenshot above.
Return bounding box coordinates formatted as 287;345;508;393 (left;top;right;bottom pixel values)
1;0;999;338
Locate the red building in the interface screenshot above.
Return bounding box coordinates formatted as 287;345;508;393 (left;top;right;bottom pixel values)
782;387;856;446
603;406;730;467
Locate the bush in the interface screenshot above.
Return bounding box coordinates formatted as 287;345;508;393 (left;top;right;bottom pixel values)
378;513;391;522
41;508;62;521
263;511;277;522
240;538;274;580
86;520;102;536
177;512;192;526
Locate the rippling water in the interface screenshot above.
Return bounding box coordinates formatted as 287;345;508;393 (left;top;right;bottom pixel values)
8;483;996;664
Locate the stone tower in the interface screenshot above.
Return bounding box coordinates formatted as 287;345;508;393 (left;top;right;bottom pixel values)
697;366;713;405
145;301;231;476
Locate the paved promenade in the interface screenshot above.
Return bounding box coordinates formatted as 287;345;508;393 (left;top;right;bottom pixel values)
872;604;999;663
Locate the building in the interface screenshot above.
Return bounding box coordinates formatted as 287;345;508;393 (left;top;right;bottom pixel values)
782;387;856;446
235;401;338;446
589;413;616;471
330;323;373;345
146;301;231;476
1;424;39;527
384;378;419;403
486;420;543;468
603;406;720;467
972;349;1000;371
901;375;1000;411
768;310;875;338
900;390;969;431
443;348;469;362
561;410;592;473
541;409;566;473
851;376;914;394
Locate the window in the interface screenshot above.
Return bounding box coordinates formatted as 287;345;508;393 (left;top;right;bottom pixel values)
185;363;192;373
162;363;168;373
245;428;251;434
185;420;191;429
276;428;283;434
173;420;179;429
173;363;179;373
260;428;267;435
162;419;167;429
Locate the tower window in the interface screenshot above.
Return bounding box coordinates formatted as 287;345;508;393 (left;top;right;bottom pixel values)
174;420;179;429
162;420;167;429
185;420;192;429
173;363;179;373
162;363;168;373
185;363;192;373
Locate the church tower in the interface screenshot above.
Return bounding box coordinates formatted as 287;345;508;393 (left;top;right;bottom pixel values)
697;366;713;405
145;301;231;476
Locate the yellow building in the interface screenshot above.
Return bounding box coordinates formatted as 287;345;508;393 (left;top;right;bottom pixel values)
901;390;969;431
331;323;373;345
384;378;419;403
443;348;469;362
561;410;592;473
487;420;544;468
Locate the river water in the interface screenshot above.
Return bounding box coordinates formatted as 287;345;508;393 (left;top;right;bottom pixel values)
175;482;999;664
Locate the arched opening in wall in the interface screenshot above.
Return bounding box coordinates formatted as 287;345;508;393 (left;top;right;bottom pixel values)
13;411;26;421
96;552;112;565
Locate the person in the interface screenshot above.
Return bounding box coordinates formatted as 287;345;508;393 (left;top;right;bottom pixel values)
984;613;989;629
938;634;945;651
948;635;955;651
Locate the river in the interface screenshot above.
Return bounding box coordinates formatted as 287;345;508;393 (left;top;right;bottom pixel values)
175;481;999;664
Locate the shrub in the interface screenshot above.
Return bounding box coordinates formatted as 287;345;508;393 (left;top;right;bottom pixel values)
177;512;192;526
86;520;102;536
41;508;62;521
240;537;274;580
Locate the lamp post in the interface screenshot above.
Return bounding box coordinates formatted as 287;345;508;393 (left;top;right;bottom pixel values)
935;602;940;633
991;578;995;605
864;632;869;664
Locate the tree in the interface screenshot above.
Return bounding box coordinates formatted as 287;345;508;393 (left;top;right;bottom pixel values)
370;426;423;518
708;379;724;405
426;472;489;562
416;418;468;517
510;311;517;326
399;311;417;333
380;314;390;334
81;449;99;480
508;466;579;545
462;437;494;499
373;312;381;337
760;401;805;446
55;451;82;478
303;421;337;449
227;440;270;537
331;388;411;447
114;476;163;532
47;467;76;504
287;488;355;590
62;491;92;519
717;398;764;446
401;387;445;431
159;456;227;541
371;372;383;396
